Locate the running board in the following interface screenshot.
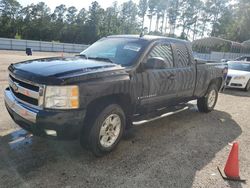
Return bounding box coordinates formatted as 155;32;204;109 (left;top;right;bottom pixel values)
133;106;189;125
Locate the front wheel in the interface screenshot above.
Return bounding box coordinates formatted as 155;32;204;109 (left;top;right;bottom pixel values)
197;84;218;113
80;104;125;157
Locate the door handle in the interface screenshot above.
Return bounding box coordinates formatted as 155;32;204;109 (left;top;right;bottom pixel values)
168;74;175;80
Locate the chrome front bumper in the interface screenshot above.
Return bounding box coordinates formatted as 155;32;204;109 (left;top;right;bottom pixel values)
4;88;37;123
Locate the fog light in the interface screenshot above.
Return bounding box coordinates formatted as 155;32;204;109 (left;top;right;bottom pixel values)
45;130;57;136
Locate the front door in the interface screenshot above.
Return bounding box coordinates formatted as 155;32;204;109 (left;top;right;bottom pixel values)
135;42;179;113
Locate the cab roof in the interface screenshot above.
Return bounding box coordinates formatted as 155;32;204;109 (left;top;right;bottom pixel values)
107;34;189;45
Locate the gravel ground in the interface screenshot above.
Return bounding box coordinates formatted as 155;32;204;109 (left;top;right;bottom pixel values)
0;50;249;188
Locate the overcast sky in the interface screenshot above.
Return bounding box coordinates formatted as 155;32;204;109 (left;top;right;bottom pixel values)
18;0;139;10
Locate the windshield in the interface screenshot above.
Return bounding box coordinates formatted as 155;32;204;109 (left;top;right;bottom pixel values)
228;62;250;72
80;38;148;66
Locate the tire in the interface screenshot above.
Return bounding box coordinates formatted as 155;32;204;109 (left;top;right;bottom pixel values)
245;79;250;91
80;103;125;157
197;83;218;113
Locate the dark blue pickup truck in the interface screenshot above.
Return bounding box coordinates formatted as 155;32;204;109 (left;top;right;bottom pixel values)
4;35;227;156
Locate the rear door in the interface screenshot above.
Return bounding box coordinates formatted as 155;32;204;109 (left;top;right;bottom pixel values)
171;42;196;100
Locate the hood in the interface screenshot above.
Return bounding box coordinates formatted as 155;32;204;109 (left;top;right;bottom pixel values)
228;69;250;76
9;56;125;84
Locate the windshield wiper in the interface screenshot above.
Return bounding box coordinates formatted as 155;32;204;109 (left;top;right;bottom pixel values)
88;57;114;64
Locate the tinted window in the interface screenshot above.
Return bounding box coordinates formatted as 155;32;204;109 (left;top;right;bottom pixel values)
175;43;190;67
147;44;174;68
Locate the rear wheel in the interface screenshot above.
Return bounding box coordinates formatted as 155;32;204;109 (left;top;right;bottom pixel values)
197;84;218;113
245;79;250;91
80;103;125;157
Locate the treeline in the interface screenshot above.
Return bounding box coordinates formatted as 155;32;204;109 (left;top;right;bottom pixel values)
0;0;250;44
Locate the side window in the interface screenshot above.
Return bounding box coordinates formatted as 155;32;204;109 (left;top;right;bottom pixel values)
147;43;174;68
174;43;190;67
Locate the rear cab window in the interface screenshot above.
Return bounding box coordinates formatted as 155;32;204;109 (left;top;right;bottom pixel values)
172;43;192;67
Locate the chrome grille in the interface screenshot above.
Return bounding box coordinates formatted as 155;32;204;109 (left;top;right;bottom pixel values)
8;73;45;109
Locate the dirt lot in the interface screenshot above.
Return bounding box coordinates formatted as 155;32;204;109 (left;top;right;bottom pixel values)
0;50;249;188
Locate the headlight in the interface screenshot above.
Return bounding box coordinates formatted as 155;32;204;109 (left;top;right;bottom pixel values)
234;76;246;80
45;86;79;109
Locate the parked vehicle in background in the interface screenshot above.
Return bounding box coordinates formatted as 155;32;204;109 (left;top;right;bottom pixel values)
234;56;250;62
4;35;227;156
221;56;250;63
226;61;250;91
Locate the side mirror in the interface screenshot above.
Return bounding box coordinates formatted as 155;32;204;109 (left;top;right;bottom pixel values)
144;57;166;69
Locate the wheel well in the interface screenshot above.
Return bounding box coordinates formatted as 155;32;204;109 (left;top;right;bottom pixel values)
210;77;223;90
85;94;133;118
